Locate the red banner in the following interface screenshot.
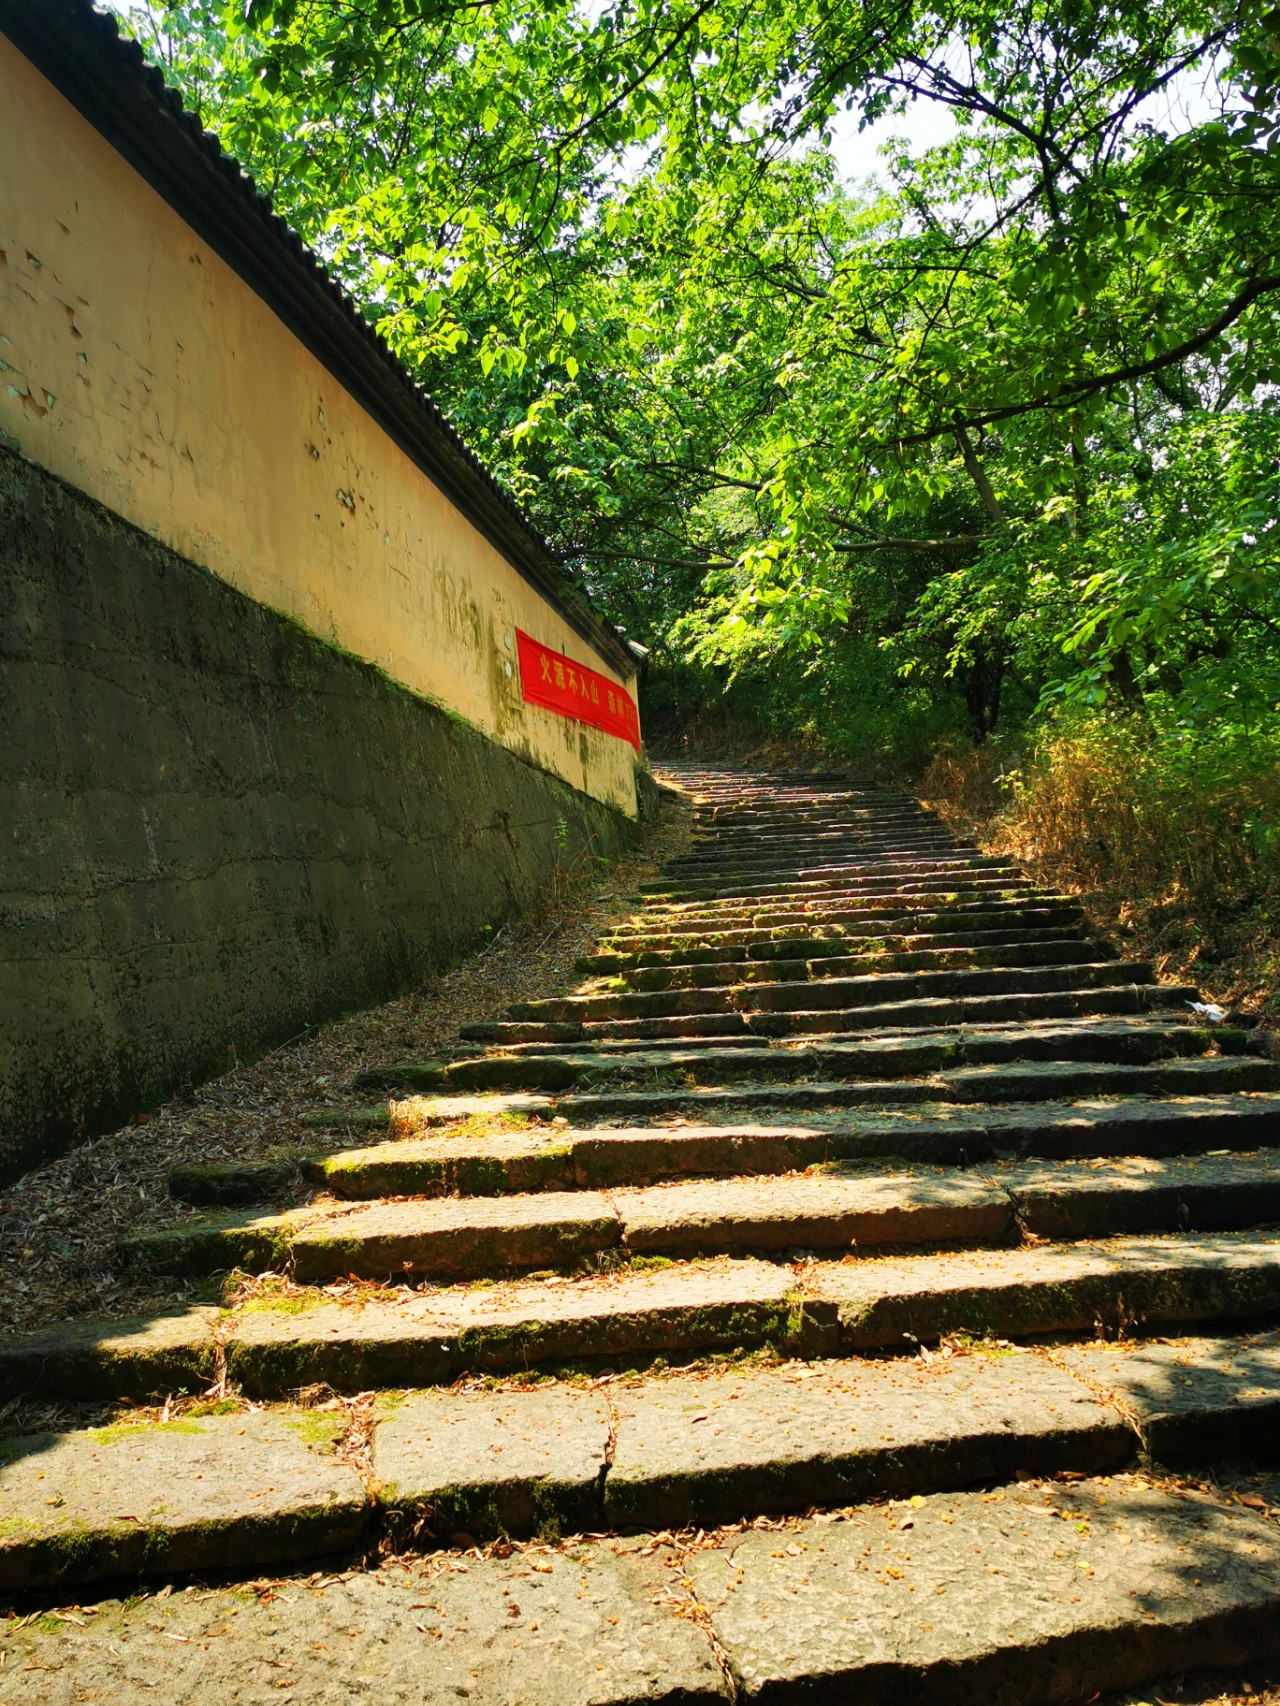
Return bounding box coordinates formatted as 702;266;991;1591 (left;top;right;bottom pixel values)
516;629;641;750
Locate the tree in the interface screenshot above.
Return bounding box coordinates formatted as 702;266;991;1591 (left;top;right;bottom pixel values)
120;0;1280;746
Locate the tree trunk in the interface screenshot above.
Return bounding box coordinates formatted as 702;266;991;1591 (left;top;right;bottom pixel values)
953;422;1008;526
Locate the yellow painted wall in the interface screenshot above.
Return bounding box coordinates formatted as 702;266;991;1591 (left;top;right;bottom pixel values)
0;36;640;816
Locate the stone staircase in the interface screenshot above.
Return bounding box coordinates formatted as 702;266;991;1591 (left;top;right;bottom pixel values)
4;763;1280;1702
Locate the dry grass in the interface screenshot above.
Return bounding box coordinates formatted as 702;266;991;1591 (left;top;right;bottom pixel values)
920;729;1280;1021
0;790;695;1338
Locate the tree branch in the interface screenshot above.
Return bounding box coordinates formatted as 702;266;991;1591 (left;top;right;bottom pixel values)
893;273;1280;449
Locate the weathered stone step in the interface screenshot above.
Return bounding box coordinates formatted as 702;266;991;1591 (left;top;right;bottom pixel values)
122;1192;617;1281
464;983;1180;1051
613;1332;1280;1530
637;873;1035;909
12;1231;1280;1416
20;1469;1280;1706
605;937;1105;993
0;1409;367;1592
732;960;1156;1012
167;1157;296;1204
998;1149;1280;1239
576;921;1091;973
125;1168;1017;1281
1057;1330;1280;1462
603;1348;1132;1529
668;841;980;872
310;1093;1280;1198
371;1349;1136;1542
686;1474;1280;1703
647;852;1007;890
604;898;1084;948
746;980;1197;1038
225;1258;803;1396
813;1229;1280;1350
0;1527;729;1701
653;833;990;863
0;1262;794;1401
363;1018;1244;1095
137;1149;1280;1282
636;869;1033;905
500;960;1157;1025
343;1054;1280;1129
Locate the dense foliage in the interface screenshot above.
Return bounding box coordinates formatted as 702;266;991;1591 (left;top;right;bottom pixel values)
120;0;1280;772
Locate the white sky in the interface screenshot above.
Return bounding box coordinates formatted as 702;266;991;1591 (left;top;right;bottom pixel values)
824;51;1227;189
826;98;961;186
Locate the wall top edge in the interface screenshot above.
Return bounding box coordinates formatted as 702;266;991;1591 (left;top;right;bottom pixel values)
0;0;637;684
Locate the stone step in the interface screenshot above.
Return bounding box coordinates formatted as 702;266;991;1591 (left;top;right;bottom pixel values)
727;960;1158;1013
16;1469;1280;1705
685;846;986;865
607;893;1085;948
462;982;1195;1050
125;1168;1017;1281
684;1474;1280;1703
645;855;1012;892
636;874;1036;909
224;1258;802;1396
638;866;1030;893
307;1094;1280;1199
606;937;1107;992
576;921;1092;973
608;1332;1280;1529
1;1342;1170;1593
0;1523;730;1701
310;1093;1280;1198
11;1234;1280;1406
604;898;1085;949
813;1229;1280;1350
500;961;1158;1024
135;1150;1280;1283
335;1054;1280;1128
602;1347;1134;1530
649;840;1006;865
1056;1330;1280;1463
0;1409;367;1592
377;1017;1235;1096
0;1262;796;1401
997;1149;1280;1239
745;981;1198;1038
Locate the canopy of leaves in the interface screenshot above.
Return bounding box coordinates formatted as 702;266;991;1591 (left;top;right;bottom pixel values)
121;0;1280;760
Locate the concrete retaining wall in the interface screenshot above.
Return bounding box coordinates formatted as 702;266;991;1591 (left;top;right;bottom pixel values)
0;447;637;1182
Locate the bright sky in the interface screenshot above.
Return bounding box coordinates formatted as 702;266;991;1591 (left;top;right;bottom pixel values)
826;98;961;187
824;46;1226;189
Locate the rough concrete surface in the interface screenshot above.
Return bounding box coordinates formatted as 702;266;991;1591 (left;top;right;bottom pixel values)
0;1308;220;1401
809;1231;1280;1348
686;1477;1280;1703
605;1351;1129;1528
0;1543;728;1704
1058;1332;1280;1464
0;1412;365;1590
0;446;636;1182
226;1258;796;1394
373;1386;610;1538
614;1169;1012;1254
